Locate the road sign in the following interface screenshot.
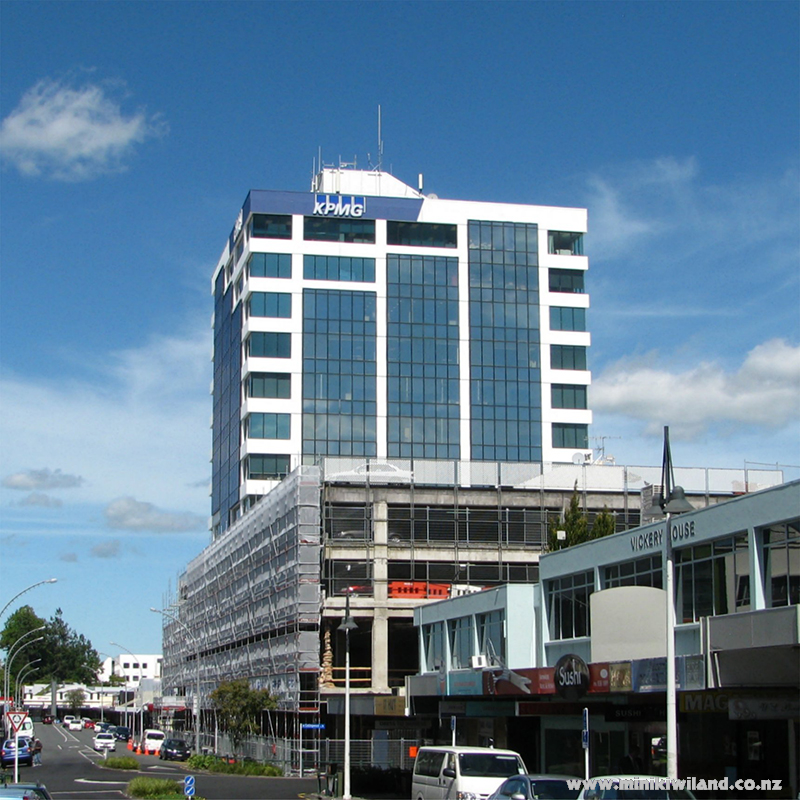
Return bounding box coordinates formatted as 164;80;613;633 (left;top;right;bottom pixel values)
183;775;195;797
301;723;325;729
6;711;28;733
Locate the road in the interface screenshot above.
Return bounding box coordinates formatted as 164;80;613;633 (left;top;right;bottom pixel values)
3;722;320;799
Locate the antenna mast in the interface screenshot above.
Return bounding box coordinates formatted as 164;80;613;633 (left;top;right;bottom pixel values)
377;105;384;172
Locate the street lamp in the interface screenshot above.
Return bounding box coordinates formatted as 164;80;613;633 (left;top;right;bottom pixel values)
338;591;358;800
15;660;41;706
4;626;46;711
0;578;57;622
111;641;143;742
151;607;202;754
655;427;693;782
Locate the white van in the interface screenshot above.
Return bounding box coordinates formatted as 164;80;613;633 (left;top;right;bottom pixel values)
140;729;165;754
411;746;527;800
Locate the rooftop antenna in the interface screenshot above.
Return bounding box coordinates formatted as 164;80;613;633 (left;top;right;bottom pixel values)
377;104;384;172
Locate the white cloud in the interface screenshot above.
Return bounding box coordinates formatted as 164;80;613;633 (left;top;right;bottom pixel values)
0;326;211;516
105;496;205;533
0;77;167;181
592;338;800;438
3;468;83;491
18;492;63;508
59;552;79;563
91;540;122;559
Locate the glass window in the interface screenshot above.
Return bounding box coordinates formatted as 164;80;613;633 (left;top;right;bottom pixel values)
550;306;586;331
387;254;460;459
303;217;376;243
552;384;587;409
468;219;542;462
246;412;290;439
448;616;473;669
248;292;291;318
387;221;457;248
248;252;291;278
423;621;445;671
246;372;291;398
246;454;290;480
763;523;800;607
303;255;375;282
551;345;587;370
605;555;663;589
548;230;584;255
552;423;589;449
250;213;292;239
477;610;505;664
675;533;751;622
548;570;594;639
246;332;291;358
302;289;378;458
549;268;585;293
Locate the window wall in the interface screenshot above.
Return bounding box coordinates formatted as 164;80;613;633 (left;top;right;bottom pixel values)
548;570;594;640
448;616;473;669
250;213;292;239
246;332;291;358
303;255;375;282
604;555;663;589
248;291;291;318
675;534;750;622
302;289;377;458
763;522;800;607
468;220;542;462
248;252;291;278
387;254;460;458
551;345;587;370
550;306;586;331
303;217;376;243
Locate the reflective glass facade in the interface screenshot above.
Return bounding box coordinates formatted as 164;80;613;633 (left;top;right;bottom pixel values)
387;254;460;458
302;289;378;458
468;220;542;462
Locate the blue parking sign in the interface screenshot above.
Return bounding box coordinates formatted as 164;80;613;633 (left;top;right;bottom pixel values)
184;775;195;797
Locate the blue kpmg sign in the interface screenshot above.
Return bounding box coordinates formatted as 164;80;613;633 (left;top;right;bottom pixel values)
313;194;366;217
184;775;195;797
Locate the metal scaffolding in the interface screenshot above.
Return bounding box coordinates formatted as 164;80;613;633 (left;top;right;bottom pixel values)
159;466;322;756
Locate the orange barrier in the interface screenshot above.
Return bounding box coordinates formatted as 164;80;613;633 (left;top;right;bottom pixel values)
388;581;450;598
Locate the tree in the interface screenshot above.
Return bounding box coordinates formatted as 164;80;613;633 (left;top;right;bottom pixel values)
547;483;589;551
0;605;101;686
65;688;85;714
210;678;277;755
590;507;617;540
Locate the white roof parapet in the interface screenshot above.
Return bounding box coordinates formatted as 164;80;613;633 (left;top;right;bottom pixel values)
312;167;423;199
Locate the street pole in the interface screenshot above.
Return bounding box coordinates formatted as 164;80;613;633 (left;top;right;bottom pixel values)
338;592;357;800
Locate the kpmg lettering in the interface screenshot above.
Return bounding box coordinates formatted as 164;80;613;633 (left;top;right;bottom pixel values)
313;194;366;217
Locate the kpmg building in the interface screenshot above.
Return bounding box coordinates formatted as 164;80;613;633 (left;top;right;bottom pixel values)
211;167;590;538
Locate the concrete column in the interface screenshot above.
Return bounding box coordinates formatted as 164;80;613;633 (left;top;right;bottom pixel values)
372;500;390;691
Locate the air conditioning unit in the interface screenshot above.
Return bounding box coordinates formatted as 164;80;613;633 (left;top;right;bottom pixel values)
470;655;488;669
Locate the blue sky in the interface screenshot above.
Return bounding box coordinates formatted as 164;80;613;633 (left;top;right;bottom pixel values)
1;1;798;655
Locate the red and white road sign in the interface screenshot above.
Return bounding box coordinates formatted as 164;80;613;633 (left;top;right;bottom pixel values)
6;711;28;733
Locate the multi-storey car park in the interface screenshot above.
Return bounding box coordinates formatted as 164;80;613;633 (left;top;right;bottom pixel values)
157;165;785;771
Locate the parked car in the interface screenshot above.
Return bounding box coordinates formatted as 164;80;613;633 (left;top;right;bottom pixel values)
67;719;82;731
61;715;75;728
82;719;95;730
158;738;191;761
94;722;110;733
41;716;53;725
114;726;131;741
0;782;53;799
489;774;580;799
576;776;697;799
92;732;116;752
1;737;33;767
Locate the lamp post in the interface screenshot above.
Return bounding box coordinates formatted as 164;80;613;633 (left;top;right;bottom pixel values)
111;641;143;742
151;607;201;754
0;579;57;623
4;627;46;710
15;660;41;707
655;427;693;782
338;591;358;800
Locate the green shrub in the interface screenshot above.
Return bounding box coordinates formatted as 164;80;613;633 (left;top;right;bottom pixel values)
185;754;281;777
127;776;182;798
103;755;139;770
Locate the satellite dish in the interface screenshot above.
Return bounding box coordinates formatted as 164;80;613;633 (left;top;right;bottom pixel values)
572;453;584;464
